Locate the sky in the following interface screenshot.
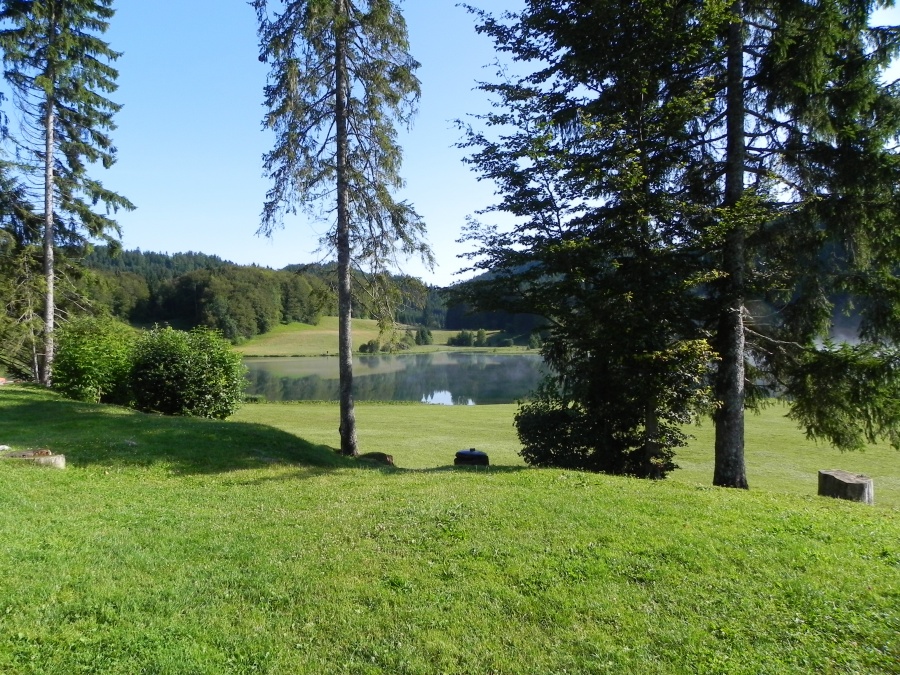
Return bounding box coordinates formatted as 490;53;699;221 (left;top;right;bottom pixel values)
45;2;900;288
101;0;517;287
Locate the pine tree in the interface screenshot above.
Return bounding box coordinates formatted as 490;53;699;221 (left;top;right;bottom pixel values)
0;0;133;385
462;0;900;485
254;0;431;455
702;0;900;486
457;0;726;477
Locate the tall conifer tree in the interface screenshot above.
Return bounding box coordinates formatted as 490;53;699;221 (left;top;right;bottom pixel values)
462;0;900;485
254;0;431;455
0;0;133;385
704;0;900;486
456;0;726;477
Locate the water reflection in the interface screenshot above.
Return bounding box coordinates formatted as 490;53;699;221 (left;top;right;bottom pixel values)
244;352;544;404
421;390;473;406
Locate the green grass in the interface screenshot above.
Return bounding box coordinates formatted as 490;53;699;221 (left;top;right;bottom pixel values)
0;385;898;674
234;317;380;356
235;318;530;356
234;400;900;507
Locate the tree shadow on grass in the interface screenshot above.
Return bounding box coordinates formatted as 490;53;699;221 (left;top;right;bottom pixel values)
0;386;350;475
1;386;532;478
239;462;531;486
416;464;530;474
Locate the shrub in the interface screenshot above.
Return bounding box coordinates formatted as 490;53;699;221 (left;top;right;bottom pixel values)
447;330;474;347
516;379;680;479
360;339;380;353
129;326;247;419
414;327;433;345
475;328;488;347
53;316;136;405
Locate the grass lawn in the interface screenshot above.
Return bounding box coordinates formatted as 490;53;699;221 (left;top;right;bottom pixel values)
234;400;900;507
235;318;528;357
0;385;897;674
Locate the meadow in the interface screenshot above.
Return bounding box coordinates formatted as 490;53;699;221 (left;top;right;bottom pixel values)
0;385;897;674
234;318;522;357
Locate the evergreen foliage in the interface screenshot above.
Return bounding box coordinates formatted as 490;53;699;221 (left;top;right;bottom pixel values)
461;0;900;483
84;246;233;290
0;0;133;385
0;168;43;377
255;0;432;454
80;248;334;336
459;0;723;478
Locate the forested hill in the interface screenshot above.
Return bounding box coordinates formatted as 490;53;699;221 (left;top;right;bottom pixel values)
84;247;235;290
79;247;542;344
81;247;335;340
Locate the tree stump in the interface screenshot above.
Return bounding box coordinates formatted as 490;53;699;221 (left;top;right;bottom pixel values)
818;470;874;505
1;449;66;469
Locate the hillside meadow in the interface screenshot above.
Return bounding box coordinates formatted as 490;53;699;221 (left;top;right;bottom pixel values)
0;385;897;674
234;318;523;357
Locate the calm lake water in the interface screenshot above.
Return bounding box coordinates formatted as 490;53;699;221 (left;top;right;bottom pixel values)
244;352;545;404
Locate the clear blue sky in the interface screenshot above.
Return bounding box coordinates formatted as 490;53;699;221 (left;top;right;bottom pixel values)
100;2;900;287
102;1;516;287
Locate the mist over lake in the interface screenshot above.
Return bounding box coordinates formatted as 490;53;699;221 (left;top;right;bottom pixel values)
244;352;545;404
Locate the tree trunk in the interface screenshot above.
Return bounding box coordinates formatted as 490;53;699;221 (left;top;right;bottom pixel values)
40;97;55;387
643;400;663;479
334;0;359;456
713;0;749;489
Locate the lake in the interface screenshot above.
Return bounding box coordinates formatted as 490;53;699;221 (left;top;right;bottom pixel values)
244;352;546;404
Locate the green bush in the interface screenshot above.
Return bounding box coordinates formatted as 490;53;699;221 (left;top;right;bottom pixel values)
53;316;136;405
360;338;381;353
130;326;247;419
447;330;475;347
414;327;433;345
515;383;677;478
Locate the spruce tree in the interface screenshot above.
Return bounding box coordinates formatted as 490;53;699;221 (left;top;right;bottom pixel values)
0;0;133;385
462;0;900;485
254;0;431;455
703;0;900;486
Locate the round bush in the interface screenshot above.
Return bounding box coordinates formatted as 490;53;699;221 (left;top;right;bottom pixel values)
129;326;247;419
359;338;380;353
53;316;136;405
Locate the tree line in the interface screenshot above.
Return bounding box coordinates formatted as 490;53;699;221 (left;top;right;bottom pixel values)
79;246;533;343
76;246;472;339
80;247;334;339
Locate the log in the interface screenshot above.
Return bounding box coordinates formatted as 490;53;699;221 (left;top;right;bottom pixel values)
818;470;874;505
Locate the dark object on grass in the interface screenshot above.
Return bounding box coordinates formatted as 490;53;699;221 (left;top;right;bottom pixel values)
455;448;489;466
358;452;394;466
818;470;874;505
